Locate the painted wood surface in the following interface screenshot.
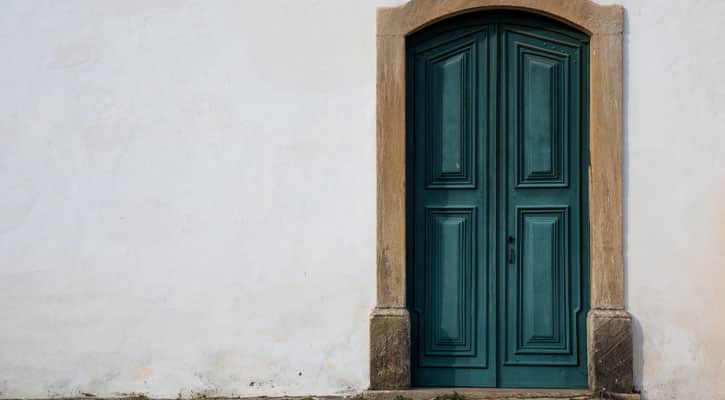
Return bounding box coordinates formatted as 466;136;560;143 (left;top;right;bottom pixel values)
407;11;590;388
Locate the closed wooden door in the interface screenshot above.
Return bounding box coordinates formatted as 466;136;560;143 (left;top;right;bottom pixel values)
407;11;590;388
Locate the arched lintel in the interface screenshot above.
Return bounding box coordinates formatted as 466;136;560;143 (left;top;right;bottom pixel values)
377;0;623;37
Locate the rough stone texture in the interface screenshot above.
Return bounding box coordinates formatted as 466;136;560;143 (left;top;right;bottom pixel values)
603;394;641;400
587;310;634;394
369;308;411;389
376;32;407;309
588;31;625;310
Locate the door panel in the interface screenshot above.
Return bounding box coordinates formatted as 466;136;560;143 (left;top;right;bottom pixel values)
422;207;476;361
510;207;572;357
407;12;589;388
410;25;495;387
501;24;588;387
517;50;569;187
426;45;476;188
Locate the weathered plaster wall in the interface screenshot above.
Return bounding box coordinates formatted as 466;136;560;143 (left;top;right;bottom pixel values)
596;1;725;399
0;1;723;399
0;0;398;397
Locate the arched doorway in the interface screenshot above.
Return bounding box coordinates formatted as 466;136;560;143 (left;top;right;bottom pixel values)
371;0;633;394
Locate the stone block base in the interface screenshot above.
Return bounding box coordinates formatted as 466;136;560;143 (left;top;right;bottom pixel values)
369;307;410;389
587;309;634;393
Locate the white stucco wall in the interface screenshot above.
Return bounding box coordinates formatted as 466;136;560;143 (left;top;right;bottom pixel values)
0;1;723;399
597;1;725;399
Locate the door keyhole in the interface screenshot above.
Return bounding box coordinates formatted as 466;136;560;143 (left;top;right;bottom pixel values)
507;236;515;264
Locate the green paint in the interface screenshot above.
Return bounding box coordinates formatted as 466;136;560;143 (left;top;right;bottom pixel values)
407;11;590;388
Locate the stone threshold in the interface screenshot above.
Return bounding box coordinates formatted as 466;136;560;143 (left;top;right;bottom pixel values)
362;388;640;400
0;391;640;400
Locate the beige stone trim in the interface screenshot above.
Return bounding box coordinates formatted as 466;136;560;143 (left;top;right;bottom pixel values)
377;0;623;36
372;0;632;393
588;32;625;310
376;30;406;309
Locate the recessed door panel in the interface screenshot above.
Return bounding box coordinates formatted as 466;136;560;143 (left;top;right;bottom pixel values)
517;49;569;187
423;207;476;360
426;46;476;188
506;207;574;363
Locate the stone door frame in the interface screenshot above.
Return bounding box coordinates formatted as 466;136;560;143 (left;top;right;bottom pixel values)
371;0;634;393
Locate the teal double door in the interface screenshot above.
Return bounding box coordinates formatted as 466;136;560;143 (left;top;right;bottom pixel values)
407;11;590;388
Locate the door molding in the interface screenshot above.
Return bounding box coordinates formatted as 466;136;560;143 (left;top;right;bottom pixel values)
371;0;634;393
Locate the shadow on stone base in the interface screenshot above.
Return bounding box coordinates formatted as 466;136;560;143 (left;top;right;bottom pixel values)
369;307;410;389
587;309;634;393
